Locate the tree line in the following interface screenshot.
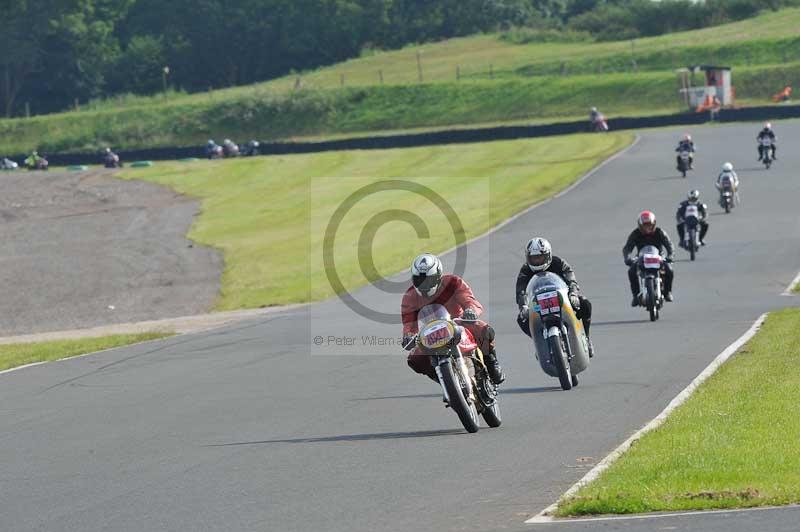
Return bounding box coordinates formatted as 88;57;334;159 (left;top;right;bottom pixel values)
2;0;796;117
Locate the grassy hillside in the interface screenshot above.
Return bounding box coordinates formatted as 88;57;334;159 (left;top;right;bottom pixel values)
2;8;800;155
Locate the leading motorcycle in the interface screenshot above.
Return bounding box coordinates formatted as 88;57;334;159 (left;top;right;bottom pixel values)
524;272;590;390
410;304;501;433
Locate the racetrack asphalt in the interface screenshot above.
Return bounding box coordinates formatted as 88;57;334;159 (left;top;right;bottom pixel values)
0;169;221;336
1;122;799;532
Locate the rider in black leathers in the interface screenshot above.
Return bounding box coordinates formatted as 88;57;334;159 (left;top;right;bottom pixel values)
515;237;594;357
623;211;675;306
757;123;777;161
676;190;709;247
675;134;696;169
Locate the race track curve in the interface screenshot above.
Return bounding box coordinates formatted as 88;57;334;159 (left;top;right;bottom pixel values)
2;122;800;532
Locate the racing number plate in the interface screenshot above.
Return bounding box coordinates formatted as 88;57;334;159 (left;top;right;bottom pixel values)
422;322;451;348
536;291;560;315
643;255;662;269
685;205;699;218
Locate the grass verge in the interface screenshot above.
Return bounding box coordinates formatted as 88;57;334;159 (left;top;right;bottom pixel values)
120;133;632;310
0;333;172;372
557;308;800;516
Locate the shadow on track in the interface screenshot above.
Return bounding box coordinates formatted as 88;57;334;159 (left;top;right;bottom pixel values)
206;429;465;446
592;319;650;327
352;393;441;401
649;175;687;181
500;386;563;395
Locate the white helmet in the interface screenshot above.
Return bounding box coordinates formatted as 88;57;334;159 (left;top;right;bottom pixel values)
722;162;733;172
525;237;552;272
411;253;443;297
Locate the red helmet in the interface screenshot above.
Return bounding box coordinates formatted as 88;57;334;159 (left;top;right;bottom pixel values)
638;211;657;234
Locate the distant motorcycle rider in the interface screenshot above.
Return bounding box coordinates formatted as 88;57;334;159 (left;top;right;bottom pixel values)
401;253;505;385
675;133;696;169
676;189;708;247
716;162;739;191
205;139;220;159
515;238;594;357
241;140;260;156
24;150;45;169
623;211;675;306
757;122;777;161
222;138;239;157
103;147;120;167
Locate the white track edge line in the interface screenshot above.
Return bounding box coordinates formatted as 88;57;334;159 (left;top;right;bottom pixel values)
526;312;768;525
526;504;800;525
780;269;800;296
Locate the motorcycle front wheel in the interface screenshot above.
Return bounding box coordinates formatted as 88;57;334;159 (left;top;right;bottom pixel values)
440;360;480;433
646;277;658;322
549;335;573;391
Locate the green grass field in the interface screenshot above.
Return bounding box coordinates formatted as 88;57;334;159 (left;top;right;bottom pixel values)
1;8;799;155
556;308;800;516
0;333;172;372
120;133;631;310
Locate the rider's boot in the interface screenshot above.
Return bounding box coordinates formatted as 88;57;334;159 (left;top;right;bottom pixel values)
631;294;639;307
484;350;505;385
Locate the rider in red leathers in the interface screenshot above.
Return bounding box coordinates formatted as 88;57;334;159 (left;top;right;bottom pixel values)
401;253;505;385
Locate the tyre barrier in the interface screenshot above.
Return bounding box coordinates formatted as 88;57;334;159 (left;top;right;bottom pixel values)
11;104;800;166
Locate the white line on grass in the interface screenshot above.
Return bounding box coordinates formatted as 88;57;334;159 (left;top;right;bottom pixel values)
780;270;800;295
526;504;800;525
526;312;768;525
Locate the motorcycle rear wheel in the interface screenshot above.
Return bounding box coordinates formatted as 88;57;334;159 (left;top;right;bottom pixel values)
440;360;480;433
549;336;573;391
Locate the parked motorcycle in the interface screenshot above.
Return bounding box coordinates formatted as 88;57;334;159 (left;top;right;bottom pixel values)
635;245;666;322
681;204;702;261
410;304;501;433
718;175;736;214
760;138;773;169
524;272;590;390
677;149;692;178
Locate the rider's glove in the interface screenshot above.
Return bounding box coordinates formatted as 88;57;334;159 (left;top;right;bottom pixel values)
624;257;634;266
460;307;478;322
665;255;674;264
569;293;581;310
518;305;529;320
402;335;417;351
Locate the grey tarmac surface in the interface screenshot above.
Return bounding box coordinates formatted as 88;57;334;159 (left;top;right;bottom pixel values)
0;169;221;335
1;123;799;532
